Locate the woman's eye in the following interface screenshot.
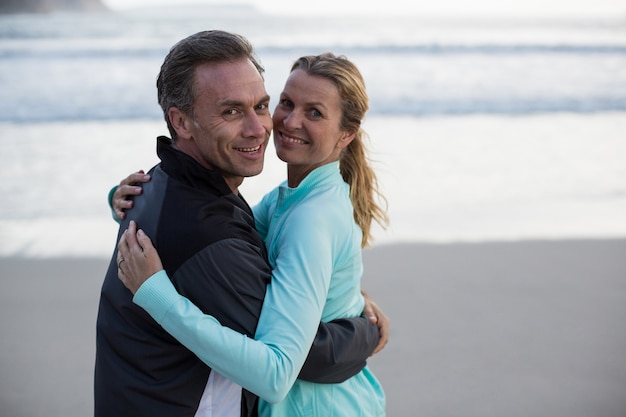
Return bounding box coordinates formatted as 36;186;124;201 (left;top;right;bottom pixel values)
310;109;322;118
280;99;293;108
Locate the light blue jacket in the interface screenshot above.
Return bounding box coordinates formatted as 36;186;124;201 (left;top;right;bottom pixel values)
133;161;385;416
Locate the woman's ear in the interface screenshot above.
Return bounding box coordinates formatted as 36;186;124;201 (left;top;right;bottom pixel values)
168;107;193;141
337;130;356;150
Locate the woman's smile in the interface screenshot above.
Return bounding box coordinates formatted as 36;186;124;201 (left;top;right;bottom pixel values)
276;130;309;146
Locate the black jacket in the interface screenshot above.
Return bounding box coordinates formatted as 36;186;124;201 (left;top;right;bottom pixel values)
95;137;378;417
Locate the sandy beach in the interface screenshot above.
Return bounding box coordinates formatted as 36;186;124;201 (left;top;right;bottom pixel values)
1;239;625;416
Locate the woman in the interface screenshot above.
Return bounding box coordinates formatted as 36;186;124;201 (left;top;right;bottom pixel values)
116;53;389;416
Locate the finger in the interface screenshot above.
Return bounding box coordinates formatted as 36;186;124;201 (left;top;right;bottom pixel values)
125;220;141;254
117;229;129;256
131;170;150;183
367;302;389;354
118;184;143;199
114;208;126;220
114;197;134;210
136;228;155;254
112;182;146;220
117;258;128;286
372;315;390;354
121;171;151;187
362;303;376;323
372;334;387;354
118;228;128;249
112;188;134;220
361;289;378;323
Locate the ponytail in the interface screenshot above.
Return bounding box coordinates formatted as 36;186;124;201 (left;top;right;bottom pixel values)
340;130;388;248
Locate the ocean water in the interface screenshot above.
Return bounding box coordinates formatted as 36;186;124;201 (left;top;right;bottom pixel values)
1;7;626;257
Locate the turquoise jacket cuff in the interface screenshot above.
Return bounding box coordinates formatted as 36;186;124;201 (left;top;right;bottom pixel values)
107;185;120;224
133;270;179;323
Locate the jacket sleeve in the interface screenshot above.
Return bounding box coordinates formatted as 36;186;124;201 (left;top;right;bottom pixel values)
298;316;379;383
135;270;300;404
107;185;121;223
251;188;377;384
134;203;369;402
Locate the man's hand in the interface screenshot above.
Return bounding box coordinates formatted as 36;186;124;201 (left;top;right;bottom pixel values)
112;170;151;220
117;220;163;294
361;289;389;354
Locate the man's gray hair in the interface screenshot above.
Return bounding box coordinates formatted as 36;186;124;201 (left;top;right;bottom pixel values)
156;30;264;141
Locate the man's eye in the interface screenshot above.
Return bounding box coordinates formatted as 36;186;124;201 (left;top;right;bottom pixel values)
280;99;293;108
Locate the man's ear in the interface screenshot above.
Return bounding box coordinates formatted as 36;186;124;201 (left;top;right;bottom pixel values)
168;107;193;140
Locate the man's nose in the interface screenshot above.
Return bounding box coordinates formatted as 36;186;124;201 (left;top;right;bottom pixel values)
243;113;269;138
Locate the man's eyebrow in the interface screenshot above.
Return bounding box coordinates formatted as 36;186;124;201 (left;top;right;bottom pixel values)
218;95;271;108
217;99;245;108
257;94;271;106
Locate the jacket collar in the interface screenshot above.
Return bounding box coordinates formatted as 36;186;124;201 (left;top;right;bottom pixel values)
156;136;233;197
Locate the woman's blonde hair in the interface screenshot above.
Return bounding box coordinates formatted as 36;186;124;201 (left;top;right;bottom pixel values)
291;53;389;247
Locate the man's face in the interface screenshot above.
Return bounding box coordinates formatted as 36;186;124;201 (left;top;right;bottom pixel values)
175;58;272;192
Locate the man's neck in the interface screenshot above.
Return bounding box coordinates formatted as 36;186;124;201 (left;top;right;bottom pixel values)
222;176;242;195
173;141;242;195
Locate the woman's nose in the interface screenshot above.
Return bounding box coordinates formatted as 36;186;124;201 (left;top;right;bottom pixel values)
282;110;302;130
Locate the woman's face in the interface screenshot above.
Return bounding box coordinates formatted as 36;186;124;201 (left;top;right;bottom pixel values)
272;69;354;186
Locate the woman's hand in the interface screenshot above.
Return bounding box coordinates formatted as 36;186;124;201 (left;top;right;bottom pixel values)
112;170;151;220
361;289;390;354
117;220;164;294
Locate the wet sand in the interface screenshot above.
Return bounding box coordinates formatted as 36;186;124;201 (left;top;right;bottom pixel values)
1;239;625;416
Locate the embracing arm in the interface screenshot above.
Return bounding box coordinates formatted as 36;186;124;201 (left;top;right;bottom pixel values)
299;288;389;382
120;223;300;403
134;271;296;403
252;196;387;383
299;316;377;383
110;181;387;384
118;220;382;402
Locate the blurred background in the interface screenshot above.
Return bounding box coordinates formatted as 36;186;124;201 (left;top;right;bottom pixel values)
1;0;625;256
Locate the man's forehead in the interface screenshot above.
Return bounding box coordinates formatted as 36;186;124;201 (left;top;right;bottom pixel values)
194;60;267;102
194;59;260;82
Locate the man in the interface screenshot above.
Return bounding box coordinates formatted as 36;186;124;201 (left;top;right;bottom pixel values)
95;30;381;417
